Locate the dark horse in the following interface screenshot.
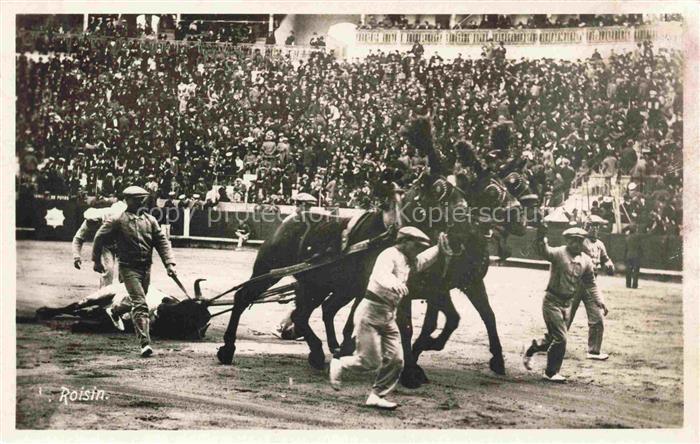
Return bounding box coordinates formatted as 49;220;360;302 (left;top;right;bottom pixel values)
216;117;531;387
215;171;469;370
337;141;532;387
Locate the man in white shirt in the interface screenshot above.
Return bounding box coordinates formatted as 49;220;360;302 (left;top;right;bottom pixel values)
329;227;445;409
72;201;127;288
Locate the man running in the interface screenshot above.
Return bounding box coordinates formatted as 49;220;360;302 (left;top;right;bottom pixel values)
92;186;177;357
329;227;446;409
522;226;607;382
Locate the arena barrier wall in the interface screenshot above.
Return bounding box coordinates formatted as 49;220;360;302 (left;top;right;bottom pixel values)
15;193;84;242
15;197;683;272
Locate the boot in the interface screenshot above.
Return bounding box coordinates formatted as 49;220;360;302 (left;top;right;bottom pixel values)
133;316;152;356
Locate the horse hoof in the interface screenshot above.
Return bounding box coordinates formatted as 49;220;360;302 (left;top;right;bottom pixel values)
217;345;235;365
330;347;341;359
400;366;426;389
490;356;506;375
339;338;357;357
308;351;326;370
414;365;429;384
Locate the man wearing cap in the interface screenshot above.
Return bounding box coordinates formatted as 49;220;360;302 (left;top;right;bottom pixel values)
522;225;606;382
284;192;316;223
160;191;178;239
177;194;191;209
145;174;159;196
329;227;446;409
92;186;178;357
191;193;205;211
623;224;643;289
566;221;614;361
72;201;127;288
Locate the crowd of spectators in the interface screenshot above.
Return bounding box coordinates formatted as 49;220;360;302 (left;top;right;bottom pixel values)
358;14;682;31
175;20;263;44
16;30;682;234
18;15;268;44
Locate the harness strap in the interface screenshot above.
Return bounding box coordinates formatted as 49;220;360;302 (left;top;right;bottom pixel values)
205;227;395;304
341;211;368;251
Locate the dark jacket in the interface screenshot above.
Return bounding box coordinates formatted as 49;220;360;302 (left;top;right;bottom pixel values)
624;232;644;260
92;210;175;269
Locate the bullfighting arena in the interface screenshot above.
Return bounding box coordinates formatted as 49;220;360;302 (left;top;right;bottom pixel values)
15;240;683;429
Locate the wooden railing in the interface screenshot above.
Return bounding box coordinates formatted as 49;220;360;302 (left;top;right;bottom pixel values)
355;23;683;46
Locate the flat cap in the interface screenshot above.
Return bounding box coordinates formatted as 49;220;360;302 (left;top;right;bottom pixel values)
396;226;431;246
562;227;588;239
294;193;316;204
122;186;149;196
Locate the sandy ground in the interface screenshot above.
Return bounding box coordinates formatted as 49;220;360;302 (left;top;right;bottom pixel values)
14;240;683;429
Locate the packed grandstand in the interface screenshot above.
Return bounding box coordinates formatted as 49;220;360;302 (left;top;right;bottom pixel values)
16;14;683;236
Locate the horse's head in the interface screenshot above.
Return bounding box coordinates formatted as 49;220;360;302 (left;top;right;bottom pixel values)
397;172;470;239
474;174;527;236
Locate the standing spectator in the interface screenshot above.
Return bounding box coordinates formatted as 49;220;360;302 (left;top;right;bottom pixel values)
623;224;643;289
558;158;576;198
600;151;618;196
630;153;648;191
620;141;638;175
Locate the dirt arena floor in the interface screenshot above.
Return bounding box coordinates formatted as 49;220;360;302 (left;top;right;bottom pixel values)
14;240;683;429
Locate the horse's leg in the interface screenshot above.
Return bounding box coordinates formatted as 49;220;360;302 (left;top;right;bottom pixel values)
464;279;505;375
217;279;275;365
217;256;280;365
292;281;329;370
397;297;425;389
337;295;363;357
412;292;460;360
321;287;355;356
